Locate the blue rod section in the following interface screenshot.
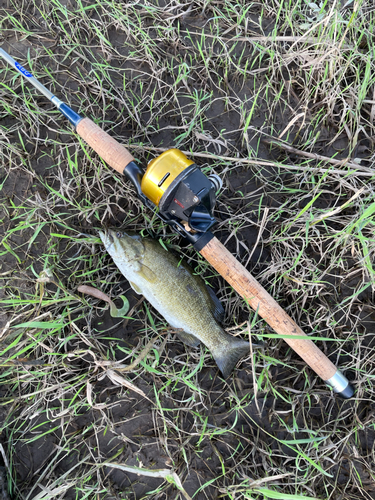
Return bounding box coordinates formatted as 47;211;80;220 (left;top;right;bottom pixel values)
59;103;83;127
0;48;83;127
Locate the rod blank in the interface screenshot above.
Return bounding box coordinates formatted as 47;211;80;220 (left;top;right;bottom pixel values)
0;48;62;106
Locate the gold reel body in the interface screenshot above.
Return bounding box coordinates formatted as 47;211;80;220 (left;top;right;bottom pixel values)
141;149;194;206
139;148;219;233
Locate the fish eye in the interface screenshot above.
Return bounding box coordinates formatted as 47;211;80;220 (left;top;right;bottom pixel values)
116;232;123;238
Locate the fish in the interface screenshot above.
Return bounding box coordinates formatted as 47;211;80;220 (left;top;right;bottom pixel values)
99;229;252;378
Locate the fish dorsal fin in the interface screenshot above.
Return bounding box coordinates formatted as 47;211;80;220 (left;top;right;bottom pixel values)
139;264;157;283
206;286;225;324
176;330;200;347
129;281;142;294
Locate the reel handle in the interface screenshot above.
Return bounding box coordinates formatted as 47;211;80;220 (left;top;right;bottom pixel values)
199;236;354;398
76;118;134;173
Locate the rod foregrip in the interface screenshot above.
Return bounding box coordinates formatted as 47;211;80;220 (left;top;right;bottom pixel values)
76;118;134;173
199;236;354;398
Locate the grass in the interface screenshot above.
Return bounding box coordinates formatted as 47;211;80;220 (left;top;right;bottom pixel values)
0;0;375;499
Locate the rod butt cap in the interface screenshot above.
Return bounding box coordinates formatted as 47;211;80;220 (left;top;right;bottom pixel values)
325;369;354;399
337;383;355;399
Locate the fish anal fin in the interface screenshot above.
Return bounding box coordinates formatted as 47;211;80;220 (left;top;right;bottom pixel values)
176;330;200;348
212;337;249;378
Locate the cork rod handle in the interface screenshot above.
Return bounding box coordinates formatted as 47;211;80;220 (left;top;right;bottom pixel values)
200;236;339;382
76;118;134;174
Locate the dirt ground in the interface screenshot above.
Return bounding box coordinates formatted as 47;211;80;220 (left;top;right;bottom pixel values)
0;1;375;499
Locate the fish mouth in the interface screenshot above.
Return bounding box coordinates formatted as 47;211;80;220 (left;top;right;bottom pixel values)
98;229;114;250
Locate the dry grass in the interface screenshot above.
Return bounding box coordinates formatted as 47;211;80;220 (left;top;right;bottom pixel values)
0;1;375;499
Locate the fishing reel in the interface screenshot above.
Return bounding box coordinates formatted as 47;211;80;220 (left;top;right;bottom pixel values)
124;149;222;243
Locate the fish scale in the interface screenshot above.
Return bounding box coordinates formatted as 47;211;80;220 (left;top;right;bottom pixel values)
99;229;254;378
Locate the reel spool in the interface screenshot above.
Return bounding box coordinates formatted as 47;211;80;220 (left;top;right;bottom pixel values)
125;149;222;235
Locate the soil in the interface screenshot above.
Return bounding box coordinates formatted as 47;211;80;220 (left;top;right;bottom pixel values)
0;2;375;500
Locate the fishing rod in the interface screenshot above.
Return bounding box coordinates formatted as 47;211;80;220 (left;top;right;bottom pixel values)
0;48;354;398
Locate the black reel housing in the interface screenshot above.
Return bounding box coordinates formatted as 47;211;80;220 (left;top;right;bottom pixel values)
159;163;217;233
123;149;221;246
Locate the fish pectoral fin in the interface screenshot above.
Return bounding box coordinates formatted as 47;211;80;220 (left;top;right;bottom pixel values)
176;330;200;348
129;281;142;294
212;336;250;378
139;264;157;283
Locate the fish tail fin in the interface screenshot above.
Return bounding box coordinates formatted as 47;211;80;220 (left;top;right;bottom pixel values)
211;337;252;378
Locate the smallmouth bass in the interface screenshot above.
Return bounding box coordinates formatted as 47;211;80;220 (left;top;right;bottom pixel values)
99;229;251;377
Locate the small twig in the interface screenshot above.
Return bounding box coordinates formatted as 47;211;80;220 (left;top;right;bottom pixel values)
247;320;260;415
0;357;50;367
127;143;375;177
115;338;156;372
244;207;269;268
102;463;192;500
311;187;366;225
190;34;336;44
104;369;151;400
262;138;373;174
